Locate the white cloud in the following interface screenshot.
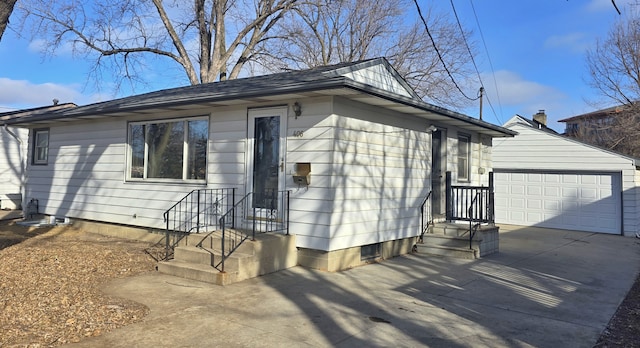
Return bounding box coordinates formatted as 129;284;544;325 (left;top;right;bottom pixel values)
27;38;75;56
544;32;590;53
0;78;101;110
482;70;566;106
586;0;634;13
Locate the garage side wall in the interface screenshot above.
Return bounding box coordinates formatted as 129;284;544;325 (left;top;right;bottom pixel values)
493;124;636;236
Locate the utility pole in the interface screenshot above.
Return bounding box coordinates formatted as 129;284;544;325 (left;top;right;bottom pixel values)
479;87;484;121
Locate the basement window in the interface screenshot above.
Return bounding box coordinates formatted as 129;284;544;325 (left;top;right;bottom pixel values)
127;117;208;182
361;243;381;261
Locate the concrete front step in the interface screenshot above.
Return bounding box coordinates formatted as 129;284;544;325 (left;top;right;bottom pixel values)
418;222;500;259
157;260;239;285
158;232;298;286
175;231;256;255
421;234;480;248
415;244;477;259
173;245;252;268
431;223;473;237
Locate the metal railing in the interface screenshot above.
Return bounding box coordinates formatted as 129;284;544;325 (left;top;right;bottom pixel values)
468;193;482;250
445;172;494;224
162;188;235;260
419;191;432;243
198;190;290;273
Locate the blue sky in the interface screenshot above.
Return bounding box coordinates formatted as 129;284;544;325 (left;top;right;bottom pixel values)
0;0;632;132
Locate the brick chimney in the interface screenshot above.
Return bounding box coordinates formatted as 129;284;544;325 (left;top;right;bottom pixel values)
533;110;547;127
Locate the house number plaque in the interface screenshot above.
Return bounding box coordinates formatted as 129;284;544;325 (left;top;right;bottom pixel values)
293;131;304;137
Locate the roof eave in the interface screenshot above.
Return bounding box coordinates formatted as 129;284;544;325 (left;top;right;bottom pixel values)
2;77;515;137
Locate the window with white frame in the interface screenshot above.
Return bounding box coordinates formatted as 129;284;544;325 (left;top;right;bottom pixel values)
128;117;208;181
457;134;470;181
32;129;49;165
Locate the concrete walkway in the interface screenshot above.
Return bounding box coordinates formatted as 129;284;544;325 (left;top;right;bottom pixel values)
68;226;640;348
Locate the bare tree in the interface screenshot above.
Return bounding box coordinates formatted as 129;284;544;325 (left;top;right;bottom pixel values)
580;3;640;157
586;14;640;105
0;0;17;41
16;0;298;90
259;0;477;109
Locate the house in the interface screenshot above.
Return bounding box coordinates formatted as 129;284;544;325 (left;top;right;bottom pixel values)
0;102;76;210
1;58;515;276
559;104;640;158
493;113;640;236
558;104;627;136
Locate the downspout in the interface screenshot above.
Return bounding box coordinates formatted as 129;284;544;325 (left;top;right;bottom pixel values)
4;124;26;210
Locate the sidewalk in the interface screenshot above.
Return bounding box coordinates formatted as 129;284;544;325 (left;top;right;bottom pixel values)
68;226;640;347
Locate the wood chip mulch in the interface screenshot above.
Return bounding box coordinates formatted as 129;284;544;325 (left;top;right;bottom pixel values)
0;223;157;347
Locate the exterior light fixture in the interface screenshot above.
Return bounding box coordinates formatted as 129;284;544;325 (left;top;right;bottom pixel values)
293;102;302;118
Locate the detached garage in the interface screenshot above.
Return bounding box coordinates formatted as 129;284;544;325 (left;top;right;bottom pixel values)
492;115;640;236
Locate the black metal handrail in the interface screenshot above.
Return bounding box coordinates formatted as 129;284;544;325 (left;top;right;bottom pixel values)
200;190;291;273
449;185;491;222
468;192;482;250
162;188;235;259
445;172;495;224
419;191;432;243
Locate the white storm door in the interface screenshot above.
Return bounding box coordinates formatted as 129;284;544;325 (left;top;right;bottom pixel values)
246;107;287;218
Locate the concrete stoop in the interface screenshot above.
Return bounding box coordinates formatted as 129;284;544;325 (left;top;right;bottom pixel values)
416;222;499;259
157;231;297;286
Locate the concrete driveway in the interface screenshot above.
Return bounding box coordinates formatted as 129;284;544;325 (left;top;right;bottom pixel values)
68;226;640;348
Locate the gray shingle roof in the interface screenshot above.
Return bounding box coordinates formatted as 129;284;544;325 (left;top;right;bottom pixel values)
1;57;515;137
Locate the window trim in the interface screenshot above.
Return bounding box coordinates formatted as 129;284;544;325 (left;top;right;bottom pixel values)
457;133;471;182
126;116;209;183
32;128;50;165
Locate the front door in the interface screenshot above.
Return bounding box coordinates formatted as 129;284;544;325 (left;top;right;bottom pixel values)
431;129;446;218
247;107;287;218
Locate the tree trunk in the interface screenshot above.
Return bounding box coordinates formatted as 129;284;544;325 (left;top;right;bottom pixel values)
0;0;17;41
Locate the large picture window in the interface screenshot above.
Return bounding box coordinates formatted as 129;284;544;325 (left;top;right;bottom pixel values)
128;117;208;181
457;134;470;182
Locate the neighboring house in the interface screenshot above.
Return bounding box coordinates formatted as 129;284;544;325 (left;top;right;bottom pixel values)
559;104;640;158
493;114;640;236
1;58;514;271
0;103;76;209
558;104;626;136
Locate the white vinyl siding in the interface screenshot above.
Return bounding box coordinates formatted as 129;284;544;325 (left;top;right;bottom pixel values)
442;130;489;186
340;64;413;97
493;123;638;236
0;127;27;209
24;109;244;229
287;97;431;251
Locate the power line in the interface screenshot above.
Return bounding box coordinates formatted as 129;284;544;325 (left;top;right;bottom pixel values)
412;0;479;101
449;0;482;88
468;0;504;126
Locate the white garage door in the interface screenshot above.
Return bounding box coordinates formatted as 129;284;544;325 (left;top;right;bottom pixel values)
494;171;621;234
